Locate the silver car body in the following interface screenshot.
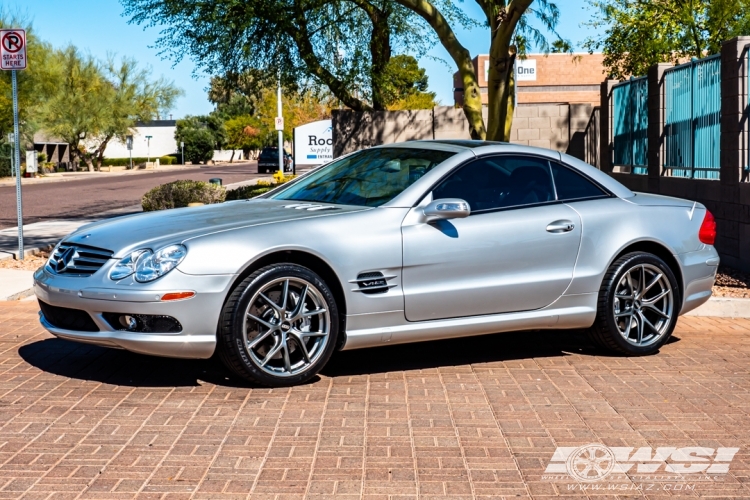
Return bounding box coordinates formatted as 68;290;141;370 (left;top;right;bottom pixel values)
34;141;719;358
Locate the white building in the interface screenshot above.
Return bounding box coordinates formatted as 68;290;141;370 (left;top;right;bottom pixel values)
104;120;178;159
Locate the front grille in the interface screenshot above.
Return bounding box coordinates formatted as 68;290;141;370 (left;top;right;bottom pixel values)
45;243;113;276
39;300;99;332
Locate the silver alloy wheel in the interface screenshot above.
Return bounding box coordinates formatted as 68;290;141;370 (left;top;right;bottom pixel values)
242;277;330;377
613;263;674;347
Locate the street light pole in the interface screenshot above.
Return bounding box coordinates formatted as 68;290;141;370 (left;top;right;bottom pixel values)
277;79;283;175
146;135;152;163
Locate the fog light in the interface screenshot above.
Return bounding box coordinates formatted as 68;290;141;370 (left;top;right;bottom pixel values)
119;315;138;330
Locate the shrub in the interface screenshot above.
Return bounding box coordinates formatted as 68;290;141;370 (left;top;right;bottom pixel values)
102;156;176;166
225;184;273;200
142;180;226;211
225;174;296;201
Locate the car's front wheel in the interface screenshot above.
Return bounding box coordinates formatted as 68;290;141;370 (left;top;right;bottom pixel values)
217;264;339;386
587;252;680;355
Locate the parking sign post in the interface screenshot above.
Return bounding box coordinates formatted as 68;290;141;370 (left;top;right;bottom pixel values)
1;29;27;260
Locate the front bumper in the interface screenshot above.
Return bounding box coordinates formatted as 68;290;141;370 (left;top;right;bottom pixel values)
34;268;236;359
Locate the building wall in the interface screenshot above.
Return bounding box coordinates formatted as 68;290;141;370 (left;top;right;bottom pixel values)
453;53;607;107
332;104;592;160
103;120;177;159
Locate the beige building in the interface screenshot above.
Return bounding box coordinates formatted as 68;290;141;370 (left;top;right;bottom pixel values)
453;53;607;107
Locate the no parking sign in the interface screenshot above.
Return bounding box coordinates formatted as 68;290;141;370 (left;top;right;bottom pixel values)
0;29;27;70
2;28;27;258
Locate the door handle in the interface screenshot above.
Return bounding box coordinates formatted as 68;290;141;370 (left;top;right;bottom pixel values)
546;220;576;233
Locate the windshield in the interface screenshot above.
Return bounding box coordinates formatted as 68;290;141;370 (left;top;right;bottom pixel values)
270;147;455;207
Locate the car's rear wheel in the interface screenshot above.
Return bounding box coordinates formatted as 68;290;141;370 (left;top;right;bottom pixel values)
217;264;338;386
587;252;680;355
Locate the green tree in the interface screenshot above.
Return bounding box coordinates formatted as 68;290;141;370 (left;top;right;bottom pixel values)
0;14;60;164
121;0;436;111
381;54;437;109
583;0;750;79
88;57;182;169
42;46;111;170
175;115;226;164
391;0;569;141
224;115;263;161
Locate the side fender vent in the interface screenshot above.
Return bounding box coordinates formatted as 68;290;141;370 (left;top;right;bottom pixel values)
349;272;397;295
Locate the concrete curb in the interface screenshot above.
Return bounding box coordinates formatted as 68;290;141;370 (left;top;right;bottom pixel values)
0;244;54;262
5;287;35;301
685;297;750;318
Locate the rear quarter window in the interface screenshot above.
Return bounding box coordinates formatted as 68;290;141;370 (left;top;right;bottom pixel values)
550;162;608;201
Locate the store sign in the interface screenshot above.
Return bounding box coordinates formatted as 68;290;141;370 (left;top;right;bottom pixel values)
517;59;537;81
484;58;537;82
294;120;332;165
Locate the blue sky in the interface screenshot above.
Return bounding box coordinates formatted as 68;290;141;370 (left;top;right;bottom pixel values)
8;0;599;117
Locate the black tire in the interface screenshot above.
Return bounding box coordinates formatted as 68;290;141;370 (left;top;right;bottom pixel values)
217;264;339;386
586;252;680;355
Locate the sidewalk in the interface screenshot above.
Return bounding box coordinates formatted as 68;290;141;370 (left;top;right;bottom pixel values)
0;204;142;260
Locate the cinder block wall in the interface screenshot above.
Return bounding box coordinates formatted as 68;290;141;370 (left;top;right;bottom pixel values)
599;37;750;271
333;104;591;159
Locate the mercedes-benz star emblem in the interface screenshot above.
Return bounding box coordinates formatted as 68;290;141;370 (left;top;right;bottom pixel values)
53;247;76;273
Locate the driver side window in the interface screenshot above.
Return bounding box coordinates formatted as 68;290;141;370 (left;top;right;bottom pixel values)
432;155;555;213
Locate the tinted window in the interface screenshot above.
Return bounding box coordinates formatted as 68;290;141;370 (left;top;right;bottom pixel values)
550;162;607;201
433;155;555;212
272;147;455;207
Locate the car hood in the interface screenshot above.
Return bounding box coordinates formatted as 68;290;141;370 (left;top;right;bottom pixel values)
63;199;369;257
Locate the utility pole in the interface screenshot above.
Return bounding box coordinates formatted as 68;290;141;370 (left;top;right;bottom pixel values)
277;78;284;175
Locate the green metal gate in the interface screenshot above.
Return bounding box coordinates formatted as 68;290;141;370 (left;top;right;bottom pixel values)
612;76;648;174
664;55;721;179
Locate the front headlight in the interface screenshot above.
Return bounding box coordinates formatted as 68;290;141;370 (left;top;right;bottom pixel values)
134;244;187;283
109;249;151;281
108;244;187;282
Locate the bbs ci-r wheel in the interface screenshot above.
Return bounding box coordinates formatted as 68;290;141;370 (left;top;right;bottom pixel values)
587;252;680;355
218;264;338;386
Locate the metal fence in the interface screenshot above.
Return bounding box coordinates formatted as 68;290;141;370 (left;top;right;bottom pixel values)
584;106;600;168
612;77;648;174
663;55;722;179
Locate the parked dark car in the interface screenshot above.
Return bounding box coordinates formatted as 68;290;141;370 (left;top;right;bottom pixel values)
257;147;293;173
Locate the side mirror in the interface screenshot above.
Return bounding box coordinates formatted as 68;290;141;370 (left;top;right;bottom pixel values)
423;198;471;222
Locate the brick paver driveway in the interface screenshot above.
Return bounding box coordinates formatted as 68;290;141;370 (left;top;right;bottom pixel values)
0;301;748;499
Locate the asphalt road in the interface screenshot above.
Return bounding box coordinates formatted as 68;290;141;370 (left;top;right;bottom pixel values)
0;162;263;229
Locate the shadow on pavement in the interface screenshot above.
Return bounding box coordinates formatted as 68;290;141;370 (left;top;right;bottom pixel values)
323;329;598;377
20;328;679;388
19;338;253;388
18;327;644;388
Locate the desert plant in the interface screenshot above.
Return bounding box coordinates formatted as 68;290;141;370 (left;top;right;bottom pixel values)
225;174;295;201
142;179;226;211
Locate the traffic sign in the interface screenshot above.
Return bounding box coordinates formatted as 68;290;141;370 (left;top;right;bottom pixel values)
275;117;284;131
0;29;26;70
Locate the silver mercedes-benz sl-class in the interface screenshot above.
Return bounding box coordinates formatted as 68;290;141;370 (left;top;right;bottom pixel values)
34;140;719;386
